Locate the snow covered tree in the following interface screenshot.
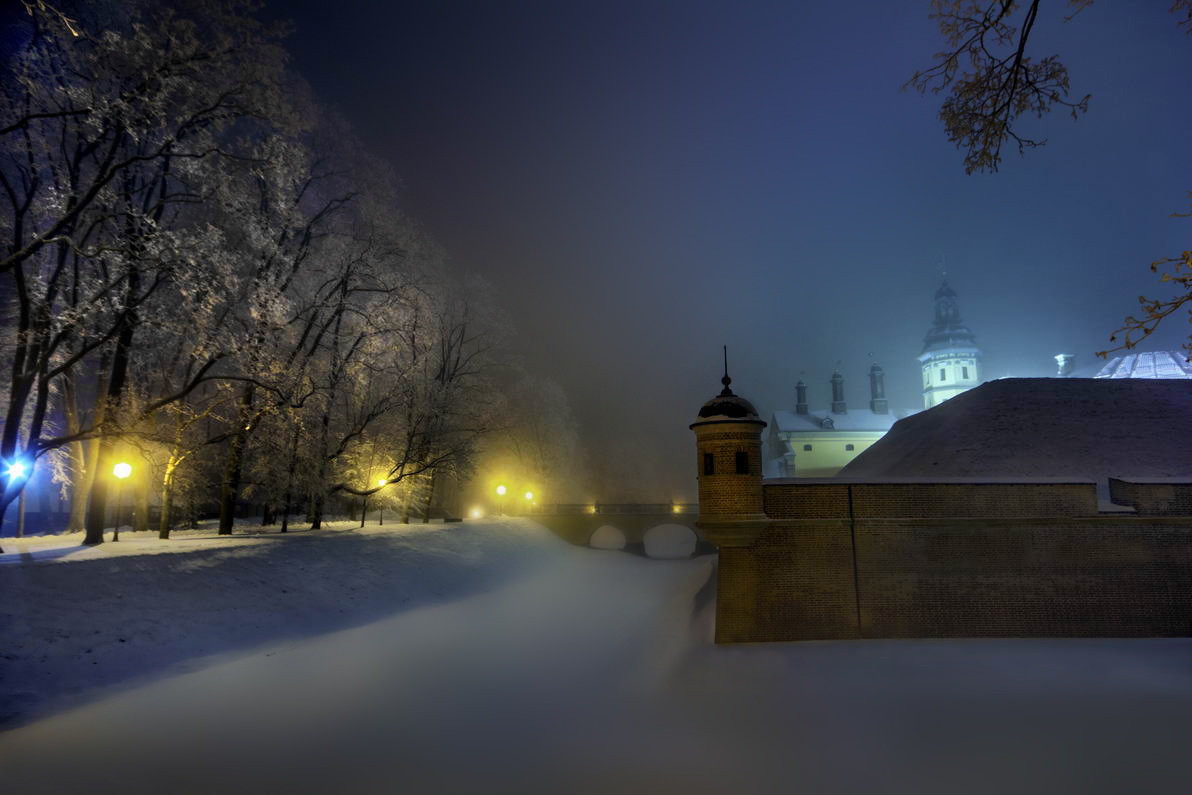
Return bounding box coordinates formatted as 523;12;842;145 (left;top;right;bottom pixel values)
0;0;311;543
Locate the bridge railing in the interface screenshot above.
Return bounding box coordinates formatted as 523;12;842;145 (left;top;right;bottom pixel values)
535;503;698;516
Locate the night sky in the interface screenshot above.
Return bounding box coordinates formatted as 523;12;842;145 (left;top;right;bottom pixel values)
266;1;1192;499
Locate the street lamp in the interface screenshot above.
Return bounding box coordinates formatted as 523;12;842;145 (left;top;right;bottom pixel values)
112;461;132;542
523;490;533;515
495;484;507;515
5;460;27;482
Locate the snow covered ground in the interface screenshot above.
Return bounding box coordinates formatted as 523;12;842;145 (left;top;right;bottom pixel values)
3;519;1192;794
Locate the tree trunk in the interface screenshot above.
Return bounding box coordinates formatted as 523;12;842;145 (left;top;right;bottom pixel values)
422;471;437;524
218;385;255;535
84;438;115;544
158;448;181;539
310;492;324;529
62;368;91;533
84;285;137;546
132;465;150;533
279;424;300;533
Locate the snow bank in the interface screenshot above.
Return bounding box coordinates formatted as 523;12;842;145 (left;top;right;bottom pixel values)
4;519;1192;794
588;525;626;550
642;523;697;559
0;519;565;728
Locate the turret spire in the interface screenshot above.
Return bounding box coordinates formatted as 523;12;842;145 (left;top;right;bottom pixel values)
720;345;734;396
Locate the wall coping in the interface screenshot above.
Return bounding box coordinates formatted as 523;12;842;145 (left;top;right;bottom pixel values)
763;477;1097;486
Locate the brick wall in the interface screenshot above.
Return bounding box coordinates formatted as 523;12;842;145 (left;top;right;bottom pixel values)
763;481;1097;519
715;521;860;642
714;516;1192;641
1109;479;1192;515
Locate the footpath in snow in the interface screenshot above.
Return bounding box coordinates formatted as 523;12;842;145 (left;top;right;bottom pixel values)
3;518;1192;794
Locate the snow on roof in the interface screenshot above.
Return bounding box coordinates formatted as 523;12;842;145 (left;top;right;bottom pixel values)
772;408;911;434
1094;350;1192;379
840;378;1192;480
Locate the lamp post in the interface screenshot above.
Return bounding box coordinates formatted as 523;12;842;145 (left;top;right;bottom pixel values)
112;461;132;541
495;484;507;516
376;478;387;526
524;490;533;516
6;460;28;538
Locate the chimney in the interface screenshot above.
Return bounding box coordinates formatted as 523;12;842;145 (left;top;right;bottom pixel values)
1054;354;1075;377
869;363;888;414
830;371;846;414
795;380;808;415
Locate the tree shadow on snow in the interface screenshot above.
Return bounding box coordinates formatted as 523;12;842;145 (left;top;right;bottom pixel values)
0;524;564;730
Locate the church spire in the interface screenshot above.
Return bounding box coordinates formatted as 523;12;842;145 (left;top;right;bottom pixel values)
923;278;976;355
918;278;982;409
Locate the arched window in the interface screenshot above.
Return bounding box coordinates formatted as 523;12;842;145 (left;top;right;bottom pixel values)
703;453;714;476
735;451;749;474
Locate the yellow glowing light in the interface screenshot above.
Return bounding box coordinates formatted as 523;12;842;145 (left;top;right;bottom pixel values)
377;478;387;487
470;507;484;519
587;505;597;514
672;504;682;513
495;484;507;496
524;491;533;501
112;461;132;479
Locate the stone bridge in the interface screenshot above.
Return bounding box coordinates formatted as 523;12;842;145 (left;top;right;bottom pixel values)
526;505;711;557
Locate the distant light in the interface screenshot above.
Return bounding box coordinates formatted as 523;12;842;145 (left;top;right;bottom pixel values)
470;507;484;519
5;460;27;481
672;504;682;513
377;478;387;487
524;491;533;501
495;484;507;496
113;461;132;479
587;505;597;514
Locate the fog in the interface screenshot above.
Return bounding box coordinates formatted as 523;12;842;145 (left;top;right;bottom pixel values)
266;1;1192;500
5;525;1190;794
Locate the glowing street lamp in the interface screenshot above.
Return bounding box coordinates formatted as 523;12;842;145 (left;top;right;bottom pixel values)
112;461;131;542
495;484;507;515
5;459;27;482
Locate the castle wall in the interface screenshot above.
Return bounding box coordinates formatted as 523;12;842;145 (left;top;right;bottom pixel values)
1109;478;1192;516
708;480;1192;642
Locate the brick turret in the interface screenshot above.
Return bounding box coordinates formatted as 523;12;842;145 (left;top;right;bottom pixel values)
690;361;770;548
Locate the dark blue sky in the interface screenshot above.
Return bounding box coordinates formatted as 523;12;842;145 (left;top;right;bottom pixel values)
269;0;1192;498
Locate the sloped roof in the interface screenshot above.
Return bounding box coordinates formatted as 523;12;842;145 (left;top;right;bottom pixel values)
772;408;908;434
1095;350;1192;379
840;378;1192;480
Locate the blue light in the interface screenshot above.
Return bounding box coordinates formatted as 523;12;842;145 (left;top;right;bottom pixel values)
5;460;27;482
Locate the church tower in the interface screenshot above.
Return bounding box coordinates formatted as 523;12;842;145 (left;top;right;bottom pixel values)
918;279;981;409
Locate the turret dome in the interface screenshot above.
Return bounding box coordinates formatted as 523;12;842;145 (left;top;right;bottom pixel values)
691;369;764;428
